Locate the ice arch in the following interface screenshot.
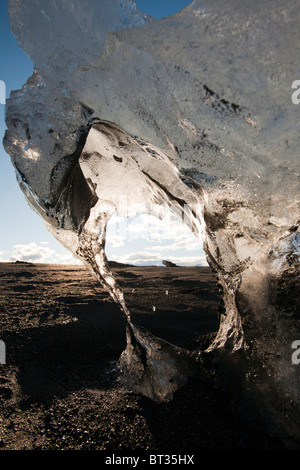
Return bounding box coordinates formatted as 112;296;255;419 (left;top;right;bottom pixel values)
48;119;207;402
3;0;300;445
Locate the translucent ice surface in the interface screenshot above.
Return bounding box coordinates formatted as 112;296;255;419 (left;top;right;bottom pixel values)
4;0;300;441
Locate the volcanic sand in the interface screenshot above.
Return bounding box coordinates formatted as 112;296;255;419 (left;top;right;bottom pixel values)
0;262;282;450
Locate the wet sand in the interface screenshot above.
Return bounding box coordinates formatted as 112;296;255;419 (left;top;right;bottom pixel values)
0;262;282;451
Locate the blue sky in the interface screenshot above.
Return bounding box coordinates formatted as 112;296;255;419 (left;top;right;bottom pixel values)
0;0;207;266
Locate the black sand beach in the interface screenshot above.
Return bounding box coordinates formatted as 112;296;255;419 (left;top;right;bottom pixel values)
0;262;283;451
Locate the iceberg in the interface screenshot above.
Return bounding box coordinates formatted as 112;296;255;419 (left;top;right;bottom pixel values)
4;0;300;445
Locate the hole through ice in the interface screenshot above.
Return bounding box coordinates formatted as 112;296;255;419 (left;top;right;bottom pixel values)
105;211;208;267
105;210;219;352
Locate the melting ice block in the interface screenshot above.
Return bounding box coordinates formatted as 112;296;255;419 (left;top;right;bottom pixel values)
3;0;300;441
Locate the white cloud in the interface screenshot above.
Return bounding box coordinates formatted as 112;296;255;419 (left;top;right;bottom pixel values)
106;212;207;266
106;212;203;245
107;234;125;248
148;237;202;253
0;239;208;268
110;250;208;267
0;242;81;265
0;211;207;268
